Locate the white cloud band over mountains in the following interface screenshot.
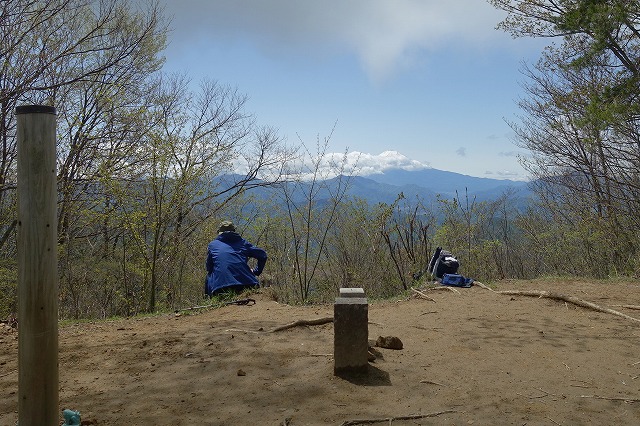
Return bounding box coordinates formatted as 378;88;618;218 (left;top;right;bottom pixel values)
302;150;428;177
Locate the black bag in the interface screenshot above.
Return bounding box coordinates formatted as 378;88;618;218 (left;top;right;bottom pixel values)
427;247;460;279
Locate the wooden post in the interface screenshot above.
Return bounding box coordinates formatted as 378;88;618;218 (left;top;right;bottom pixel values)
16;105;59;425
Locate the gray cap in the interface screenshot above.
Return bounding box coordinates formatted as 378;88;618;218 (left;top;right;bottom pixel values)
217;220;235;233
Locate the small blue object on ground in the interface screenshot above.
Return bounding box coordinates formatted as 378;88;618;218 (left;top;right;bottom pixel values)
441;274;474;288
62;409;81;426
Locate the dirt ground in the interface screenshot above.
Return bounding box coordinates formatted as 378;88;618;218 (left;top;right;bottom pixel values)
2;278;640;425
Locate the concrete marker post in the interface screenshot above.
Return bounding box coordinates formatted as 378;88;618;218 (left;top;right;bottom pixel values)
16;105;59;425
334;287;368;375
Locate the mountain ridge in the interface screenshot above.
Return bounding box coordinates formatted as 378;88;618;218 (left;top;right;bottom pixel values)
224;167;532;207
332;168;530;205
363;168;528;198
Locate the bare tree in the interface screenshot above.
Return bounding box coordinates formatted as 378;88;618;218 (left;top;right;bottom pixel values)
124;75;291;312
379;194;436;290
511;48;639;265
279;129;356;303
0;0;167;252
490;0;640;276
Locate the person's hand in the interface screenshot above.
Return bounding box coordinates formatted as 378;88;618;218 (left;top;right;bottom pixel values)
252;269;261;276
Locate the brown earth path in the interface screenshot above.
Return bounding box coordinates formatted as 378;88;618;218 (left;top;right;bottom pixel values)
1;278;640;425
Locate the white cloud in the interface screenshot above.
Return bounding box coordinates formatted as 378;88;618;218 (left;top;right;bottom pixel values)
456;147;466;157
251;150;429;181
348;150;430;175
162;0;513;82
484;169;528;181
302;150;429;179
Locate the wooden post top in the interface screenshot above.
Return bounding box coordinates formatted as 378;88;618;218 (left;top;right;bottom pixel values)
15;105;57;115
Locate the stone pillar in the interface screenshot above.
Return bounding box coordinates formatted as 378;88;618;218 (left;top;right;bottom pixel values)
334;288;368;375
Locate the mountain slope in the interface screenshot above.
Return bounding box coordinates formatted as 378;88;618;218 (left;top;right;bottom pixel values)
365;168;528;198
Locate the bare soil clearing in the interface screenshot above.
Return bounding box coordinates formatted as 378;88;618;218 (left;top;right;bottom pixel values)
2;278;640;425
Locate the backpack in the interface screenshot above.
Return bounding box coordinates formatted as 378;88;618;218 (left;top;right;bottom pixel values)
427;247;460;279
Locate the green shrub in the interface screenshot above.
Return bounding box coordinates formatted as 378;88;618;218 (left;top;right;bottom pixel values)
0;259;17;319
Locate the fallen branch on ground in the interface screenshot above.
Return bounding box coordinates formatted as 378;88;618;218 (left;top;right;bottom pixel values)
176;298;255;313
224;328;262;334
429;286;460;294
411;288;436;302
176;304;214;313
473;281;494;291
224;317;334;334
517;387;555;399
493;290;640;324
340;410;456;425
419;379;445;386
270;317;334;332
580;394;640;403
613;304;640;310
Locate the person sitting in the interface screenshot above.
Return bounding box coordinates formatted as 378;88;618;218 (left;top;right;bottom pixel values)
204;220;267;297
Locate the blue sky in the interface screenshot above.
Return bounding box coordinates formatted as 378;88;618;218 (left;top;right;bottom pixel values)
159;1;546;181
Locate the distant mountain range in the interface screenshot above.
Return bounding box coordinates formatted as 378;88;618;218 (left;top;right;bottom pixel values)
227;167;533;209
367;168;528;196
352;168;531;204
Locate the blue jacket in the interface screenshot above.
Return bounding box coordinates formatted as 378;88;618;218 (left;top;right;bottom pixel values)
205;231;267;295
